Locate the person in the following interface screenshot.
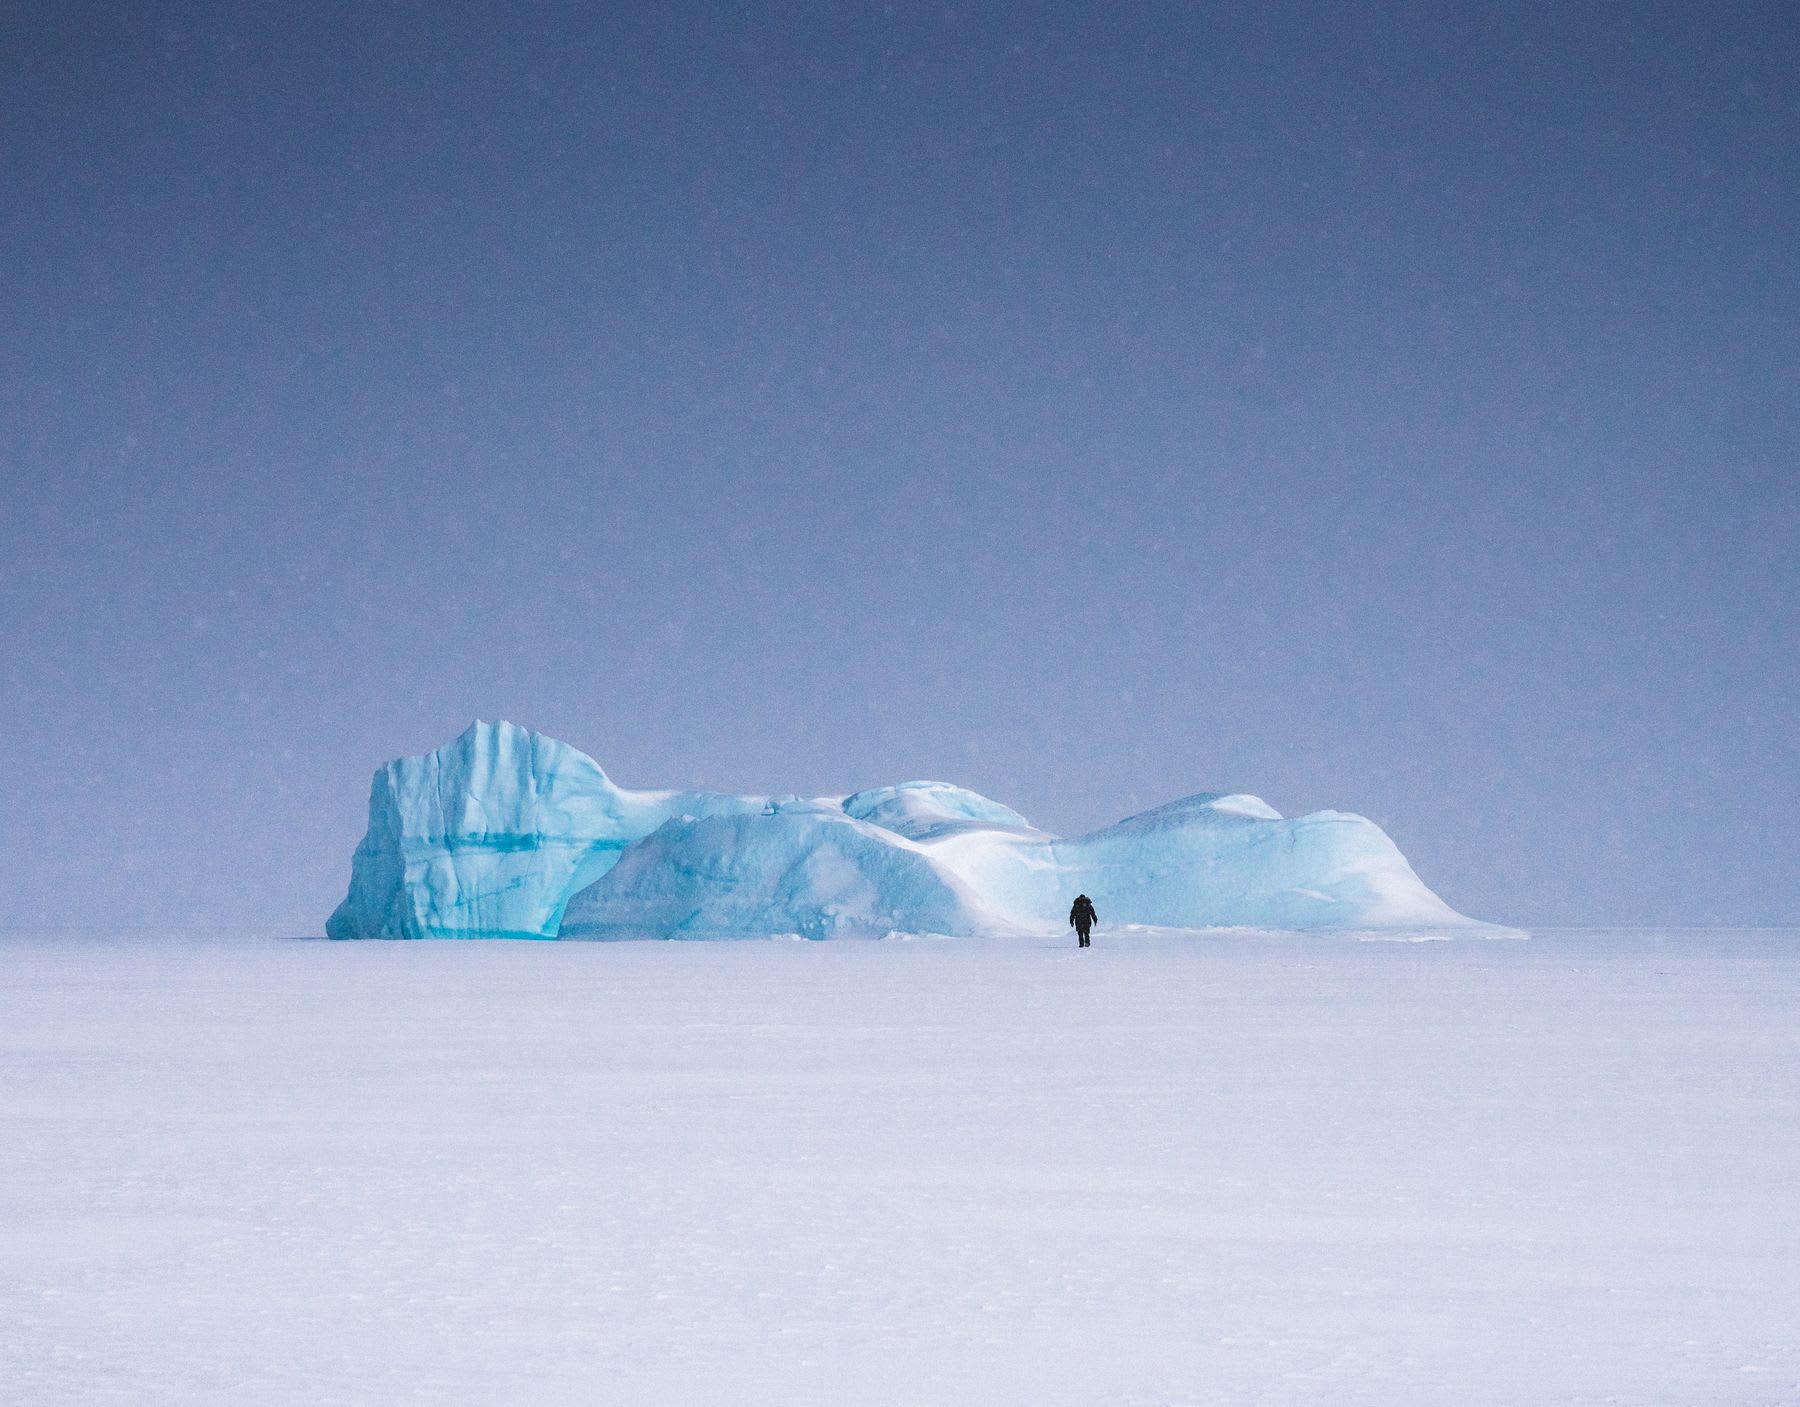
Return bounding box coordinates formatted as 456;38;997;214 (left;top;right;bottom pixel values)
1069;893;1097;948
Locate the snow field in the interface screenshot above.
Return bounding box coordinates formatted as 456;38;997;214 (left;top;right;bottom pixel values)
3;930;1798;1405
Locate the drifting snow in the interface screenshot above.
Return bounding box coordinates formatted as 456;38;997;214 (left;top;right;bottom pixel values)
329;720;1480;939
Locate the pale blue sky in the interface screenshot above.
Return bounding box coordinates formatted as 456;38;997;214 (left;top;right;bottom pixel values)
4;2;1796;931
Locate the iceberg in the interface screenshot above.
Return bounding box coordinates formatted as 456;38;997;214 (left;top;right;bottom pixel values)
328;720;1481;939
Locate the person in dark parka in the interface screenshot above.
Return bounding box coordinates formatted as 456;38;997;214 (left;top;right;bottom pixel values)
1069;894;1097;948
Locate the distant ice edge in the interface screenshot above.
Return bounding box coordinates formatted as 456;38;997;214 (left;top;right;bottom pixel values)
326;720;1499;940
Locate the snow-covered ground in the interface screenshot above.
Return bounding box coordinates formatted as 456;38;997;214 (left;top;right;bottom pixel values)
3;929;1797;1406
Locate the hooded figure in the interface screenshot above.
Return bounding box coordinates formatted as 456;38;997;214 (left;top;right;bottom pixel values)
1069;894;1097;948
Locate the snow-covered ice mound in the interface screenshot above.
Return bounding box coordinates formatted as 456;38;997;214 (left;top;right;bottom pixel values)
560;800;1010;940
839;780;1038;841
328;720;1483;939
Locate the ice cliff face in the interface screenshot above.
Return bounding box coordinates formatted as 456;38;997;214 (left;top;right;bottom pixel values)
325;721;761;939
328;720;1477;939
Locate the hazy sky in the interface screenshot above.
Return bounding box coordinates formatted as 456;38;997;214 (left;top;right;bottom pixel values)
4;2;1796;933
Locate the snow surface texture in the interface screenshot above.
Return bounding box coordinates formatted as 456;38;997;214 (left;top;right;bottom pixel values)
328;721;1480;939
4;930;1798;1406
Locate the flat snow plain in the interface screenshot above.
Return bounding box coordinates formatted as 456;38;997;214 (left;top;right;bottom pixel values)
3;930;1798;1406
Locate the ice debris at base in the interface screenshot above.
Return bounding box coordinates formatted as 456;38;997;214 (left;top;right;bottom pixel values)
327;720;1483;939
